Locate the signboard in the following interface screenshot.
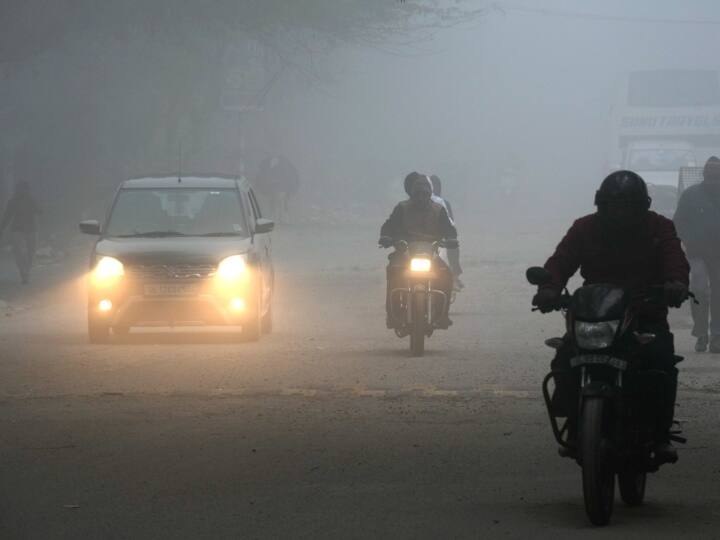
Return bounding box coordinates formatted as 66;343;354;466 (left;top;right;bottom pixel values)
614;107;720;137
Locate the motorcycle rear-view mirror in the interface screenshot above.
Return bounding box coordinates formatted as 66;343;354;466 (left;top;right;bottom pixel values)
526;266;552;286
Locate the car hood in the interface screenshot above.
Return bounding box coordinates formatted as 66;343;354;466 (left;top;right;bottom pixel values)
94;236;252;266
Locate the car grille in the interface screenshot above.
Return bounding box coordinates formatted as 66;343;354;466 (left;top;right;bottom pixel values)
127;264;216;281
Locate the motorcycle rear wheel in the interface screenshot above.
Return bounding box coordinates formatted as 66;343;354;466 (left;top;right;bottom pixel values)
618;468;646;506
409;292;426;357
581;397;615;526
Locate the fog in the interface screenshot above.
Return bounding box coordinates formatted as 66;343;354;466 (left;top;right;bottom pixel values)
4;4;720;534
3;0;720;240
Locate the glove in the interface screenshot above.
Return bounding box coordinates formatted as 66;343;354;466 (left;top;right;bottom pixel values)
532;287;560;313
663;281;689;308
378;236;394;248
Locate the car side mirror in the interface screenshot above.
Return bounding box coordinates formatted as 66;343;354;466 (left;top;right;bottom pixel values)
255;218;275;234
79;220;101;235
526;266;552;286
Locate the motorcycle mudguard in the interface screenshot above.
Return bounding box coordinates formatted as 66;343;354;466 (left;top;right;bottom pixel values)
581;381;617;400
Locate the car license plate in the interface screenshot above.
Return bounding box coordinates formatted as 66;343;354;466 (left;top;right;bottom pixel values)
144;283;198;297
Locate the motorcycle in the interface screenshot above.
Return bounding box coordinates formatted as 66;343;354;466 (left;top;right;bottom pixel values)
526;266;686;526
384;239;455;356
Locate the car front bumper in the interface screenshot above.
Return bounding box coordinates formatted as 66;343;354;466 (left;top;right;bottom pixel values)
89;277;257;328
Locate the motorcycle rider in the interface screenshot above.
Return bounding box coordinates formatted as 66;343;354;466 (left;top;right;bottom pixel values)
429;175;464;290
532;171;690;462
381;172;457;329
674;156;720;353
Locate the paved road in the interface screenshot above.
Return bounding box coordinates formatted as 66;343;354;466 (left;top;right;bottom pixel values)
0;222;718;538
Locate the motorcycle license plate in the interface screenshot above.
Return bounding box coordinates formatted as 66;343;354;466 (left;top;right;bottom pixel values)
144;283;199;297
570;355;628;371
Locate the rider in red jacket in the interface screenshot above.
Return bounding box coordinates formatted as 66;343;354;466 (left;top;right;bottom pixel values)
532;171;690;462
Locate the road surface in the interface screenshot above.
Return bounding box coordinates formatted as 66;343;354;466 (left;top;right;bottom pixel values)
0;220;718;538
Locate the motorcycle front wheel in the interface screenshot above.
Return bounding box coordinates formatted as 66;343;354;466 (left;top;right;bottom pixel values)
581;397;615;526
409;291;426;357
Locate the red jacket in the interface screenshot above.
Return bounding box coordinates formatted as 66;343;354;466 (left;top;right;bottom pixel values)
544;211;689;325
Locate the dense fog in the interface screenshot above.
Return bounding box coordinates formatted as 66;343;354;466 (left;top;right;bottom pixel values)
2;0;720;241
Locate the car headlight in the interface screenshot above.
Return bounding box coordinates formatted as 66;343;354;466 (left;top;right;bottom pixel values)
410;258;432;273
574;320;620;350
216;255;248;281
91;256;124;286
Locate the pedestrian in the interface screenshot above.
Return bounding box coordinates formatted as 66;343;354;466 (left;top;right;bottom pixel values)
255;154;300;224
0;180;41;284
674;156;720;352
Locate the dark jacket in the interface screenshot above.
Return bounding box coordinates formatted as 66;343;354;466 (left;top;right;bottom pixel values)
543;211;689;325
380;200;457;242
0;193;40;234
673;182;720;261
255;156;299;195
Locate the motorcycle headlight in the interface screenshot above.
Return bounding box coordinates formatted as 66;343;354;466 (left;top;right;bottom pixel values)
216;255;248;281
410;258;432;273
574;320;620;350
91;256;124;286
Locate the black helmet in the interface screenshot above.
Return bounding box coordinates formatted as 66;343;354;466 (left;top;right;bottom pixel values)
403;172;423;196
594;170;651;210
430;175;441;196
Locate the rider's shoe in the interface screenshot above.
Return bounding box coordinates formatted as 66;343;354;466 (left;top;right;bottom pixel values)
652;441;678;464
695;335;709;352
435;316;453;329
454;277;465;290
386;316;395;329
558;428;578;458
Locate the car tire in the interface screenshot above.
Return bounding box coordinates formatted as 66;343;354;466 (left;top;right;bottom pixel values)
88;313;110;344
113;325;130;338
241;292;262;342
261;303;273;334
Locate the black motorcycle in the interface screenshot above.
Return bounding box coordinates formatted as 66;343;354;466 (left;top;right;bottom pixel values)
526;267;686;526
384;240;454;356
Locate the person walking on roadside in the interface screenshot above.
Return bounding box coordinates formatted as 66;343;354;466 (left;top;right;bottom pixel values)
674;156;720;352
255;154;300;225
0;181;40;284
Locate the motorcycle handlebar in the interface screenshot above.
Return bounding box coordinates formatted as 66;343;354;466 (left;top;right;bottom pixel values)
532;286;698;313
378;238;458;250
532;294;571;313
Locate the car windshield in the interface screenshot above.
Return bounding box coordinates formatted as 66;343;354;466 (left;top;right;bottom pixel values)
627;149;695;172
105;188;248;237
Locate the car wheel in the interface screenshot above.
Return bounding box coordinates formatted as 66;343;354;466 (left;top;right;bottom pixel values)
88;313;110;344
241;293;261;342
113;325;130;338
261;303;273;334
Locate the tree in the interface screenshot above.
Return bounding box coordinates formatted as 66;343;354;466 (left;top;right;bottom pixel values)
0;1;482;234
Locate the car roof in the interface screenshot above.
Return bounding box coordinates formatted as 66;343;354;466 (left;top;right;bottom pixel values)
122;175;249;190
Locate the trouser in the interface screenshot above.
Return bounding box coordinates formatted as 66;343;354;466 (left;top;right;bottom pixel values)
689;257;720;338
272;192;289;224
447;247;462;277
10;231;36;283
386;252;453;323
550;328;678;442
